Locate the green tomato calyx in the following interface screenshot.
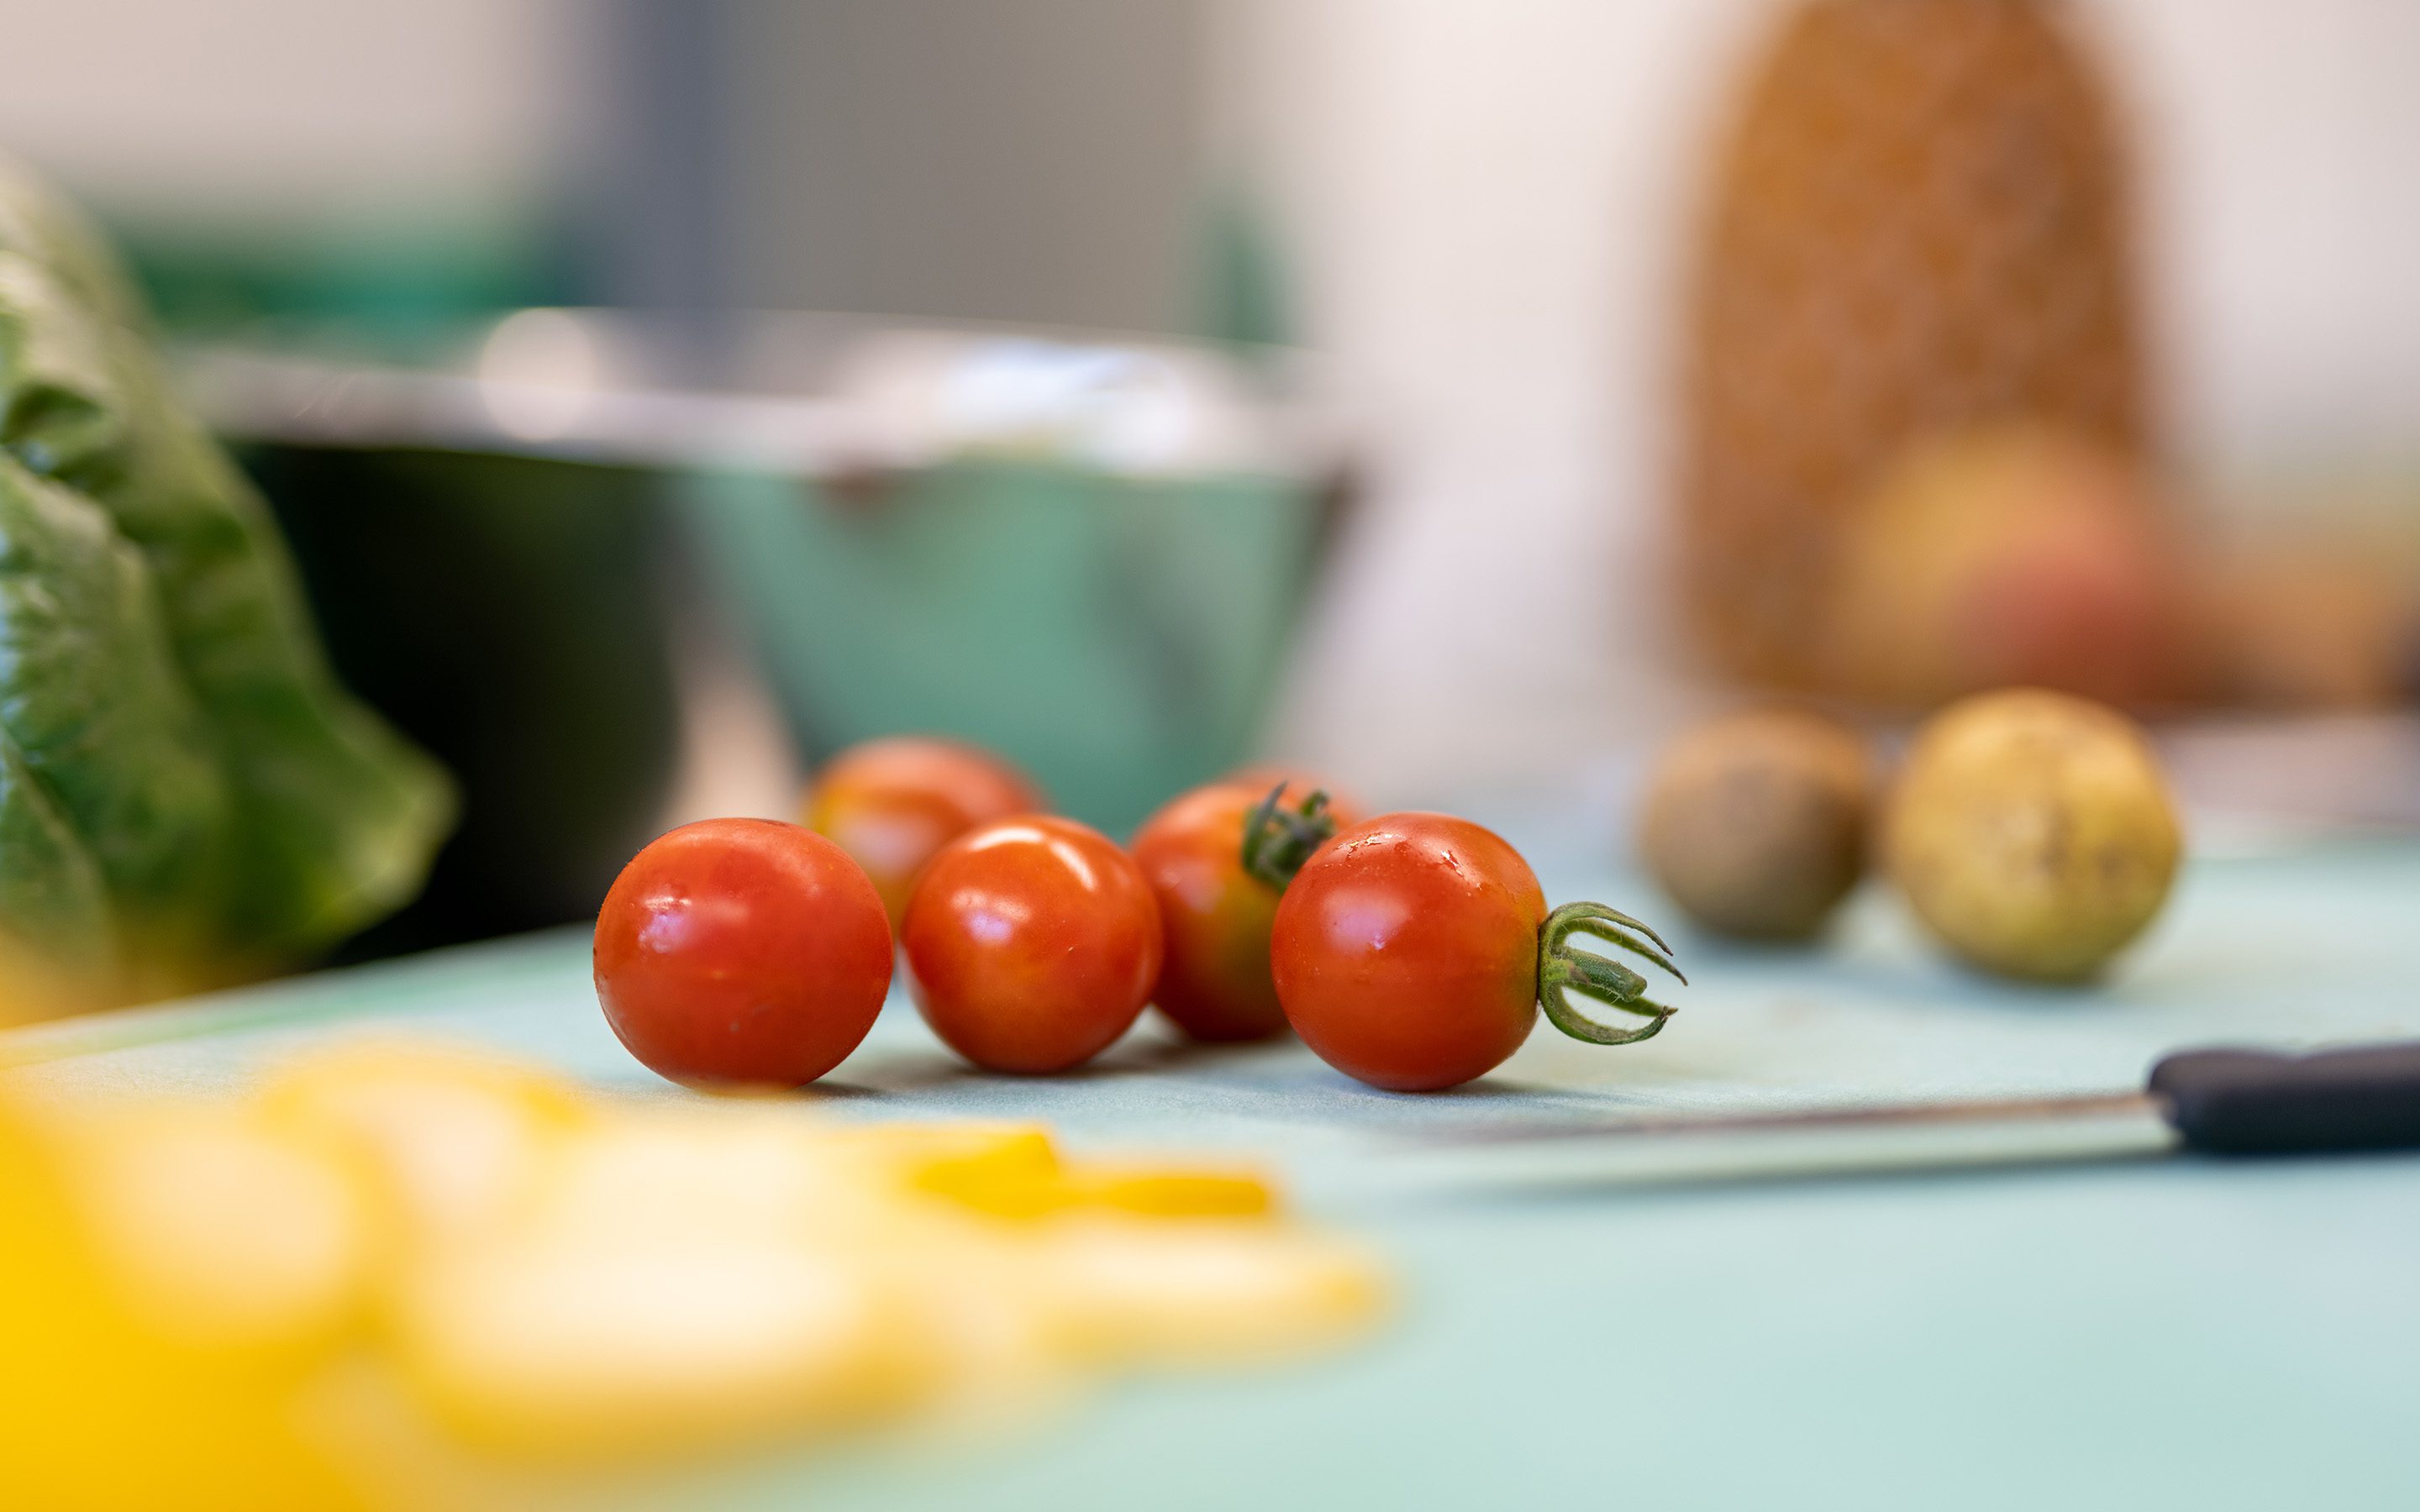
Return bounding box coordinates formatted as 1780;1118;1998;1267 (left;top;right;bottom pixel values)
1537;902;1684;1045
1240;784;1339;892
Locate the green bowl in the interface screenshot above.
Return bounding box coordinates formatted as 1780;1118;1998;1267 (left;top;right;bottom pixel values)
677;454;1329;835
191;311;1338;841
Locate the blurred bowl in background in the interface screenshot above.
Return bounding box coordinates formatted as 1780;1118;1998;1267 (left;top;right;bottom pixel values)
233;445;681;958
676;323;1342;835
192;312;1342;931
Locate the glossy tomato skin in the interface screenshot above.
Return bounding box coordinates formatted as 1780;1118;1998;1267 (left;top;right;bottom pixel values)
594;819;894;1089
802;737;1044;928
1270;812;1547;1092
902;816;1162;1074
1131;778;1360;1042
1131;784;1287;1042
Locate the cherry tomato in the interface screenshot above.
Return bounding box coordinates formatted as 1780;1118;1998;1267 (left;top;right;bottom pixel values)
802;737;1045;928
1270;812;1681;1091
595;819;893;1089
1131;777;1359;1042
902;815;1162;1074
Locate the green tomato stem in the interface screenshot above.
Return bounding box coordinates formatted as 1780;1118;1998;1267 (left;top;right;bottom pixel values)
1536;901;1685;1046
1239;784;1339;891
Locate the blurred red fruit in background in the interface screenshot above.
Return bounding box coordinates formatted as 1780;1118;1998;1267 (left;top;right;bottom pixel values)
1822;426;2187;708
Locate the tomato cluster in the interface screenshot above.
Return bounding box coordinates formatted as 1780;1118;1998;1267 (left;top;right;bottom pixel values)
594;740;1681;1093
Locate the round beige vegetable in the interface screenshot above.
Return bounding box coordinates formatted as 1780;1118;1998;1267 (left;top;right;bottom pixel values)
1638;709;1875;940
1883;689;2181;981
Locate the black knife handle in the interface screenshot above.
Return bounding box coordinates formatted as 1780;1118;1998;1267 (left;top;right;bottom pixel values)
2149;1042;2420;1155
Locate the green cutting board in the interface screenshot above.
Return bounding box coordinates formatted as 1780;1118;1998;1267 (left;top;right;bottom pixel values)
9;830;2420;1510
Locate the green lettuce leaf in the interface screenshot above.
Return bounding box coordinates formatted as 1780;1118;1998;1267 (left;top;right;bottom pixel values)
0;157;452;1008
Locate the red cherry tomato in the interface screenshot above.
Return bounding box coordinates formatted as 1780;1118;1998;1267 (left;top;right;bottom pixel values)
595;819;894;1089
1131;777;1359;1042
802;737;1045;928
1270;812;1681;1091
902;815;1162;1074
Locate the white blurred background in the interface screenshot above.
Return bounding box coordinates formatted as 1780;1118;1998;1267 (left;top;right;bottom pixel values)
8;0;2417;799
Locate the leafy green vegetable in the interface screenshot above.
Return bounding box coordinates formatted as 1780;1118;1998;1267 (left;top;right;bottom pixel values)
0;157;452;1009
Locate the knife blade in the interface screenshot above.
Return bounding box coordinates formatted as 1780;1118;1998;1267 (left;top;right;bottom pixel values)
1402;1041;2420;1189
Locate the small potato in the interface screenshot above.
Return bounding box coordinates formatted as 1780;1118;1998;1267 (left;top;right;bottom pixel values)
1638;709;1875;940
1883;689;2181;981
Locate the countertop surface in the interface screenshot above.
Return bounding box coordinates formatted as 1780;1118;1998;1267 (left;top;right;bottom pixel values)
8;826;2419;1510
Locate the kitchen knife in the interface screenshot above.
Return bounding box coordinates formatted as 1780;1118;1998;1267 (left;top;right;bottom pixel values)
1404;1042;2420;1189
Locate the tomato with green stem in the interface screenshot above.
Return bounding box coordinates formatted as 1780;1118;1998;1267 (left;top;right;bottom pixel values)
903;815;1162;1074
1270;812;1681;1091
802;737;1045;929
594;819;894;1089
1131;779;1358;1042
